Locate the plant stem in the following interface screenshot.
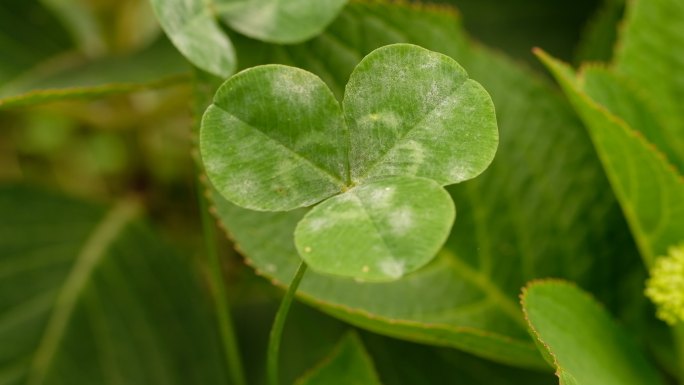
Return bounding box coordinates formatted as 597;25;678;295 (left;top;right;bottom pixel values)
267;261;308;385
197;181;247;385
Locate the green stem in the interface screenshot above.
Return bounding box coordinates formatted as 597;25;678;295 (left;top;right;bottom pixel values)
197;181;247;385
267;261;308;385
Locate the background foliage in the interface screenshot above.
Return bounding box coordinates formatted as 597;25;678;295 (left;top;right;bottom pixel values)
1;0;681;384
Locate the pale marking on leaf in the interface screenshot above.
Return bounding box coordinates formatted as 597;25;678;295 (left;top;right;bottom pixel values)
368;185;395;208
388;206;414;235
378;258;405;279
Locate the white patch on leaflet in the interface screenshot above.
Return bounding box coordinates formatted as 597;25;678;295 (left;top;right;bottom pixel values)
368;186;394;208
378;259;405;279
389;207;414;235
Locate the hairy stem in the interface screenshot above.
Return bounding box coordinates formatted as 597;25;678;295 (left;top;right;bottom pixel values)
267;261;308;385
197;181;247;385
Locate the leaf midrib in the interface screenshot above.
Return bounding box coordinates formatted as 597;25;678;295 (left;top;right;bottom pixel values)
27;199;140;385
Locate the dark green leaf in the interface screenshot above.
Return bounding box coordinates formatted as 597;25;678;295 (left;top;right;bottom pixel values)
0;185;229;384
295;332;381;385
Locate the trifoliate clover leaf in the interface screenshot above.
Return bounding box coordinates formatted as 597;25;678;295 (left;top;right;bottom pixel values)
200;44;498;281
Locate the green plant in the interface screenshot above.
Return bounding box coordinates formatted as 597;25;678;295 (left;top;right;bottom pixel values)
1;0;682;384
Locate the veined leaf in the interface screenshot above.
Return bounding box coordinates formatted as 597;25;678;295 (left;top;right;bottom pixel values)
537;50;684;266
200;64;348;211
215;0;348;44
614;0;684;154
150;0;235;77
522;281;665;385
295;176;454;281
344;44;498;186
211;1;638;367
294;332;381;385
0;185;229;384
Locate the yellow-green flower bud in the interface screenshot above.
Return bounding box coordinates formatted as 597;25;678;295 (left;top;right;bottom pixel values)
645;243;684;325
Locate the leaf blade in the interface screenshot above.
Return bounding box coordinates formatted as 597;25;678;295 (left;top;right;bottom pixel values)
522;281;665;385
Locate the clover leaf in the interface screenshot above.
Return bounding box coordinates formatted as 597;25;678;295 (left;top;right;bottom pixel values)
150;0;348;77
200;44;498;281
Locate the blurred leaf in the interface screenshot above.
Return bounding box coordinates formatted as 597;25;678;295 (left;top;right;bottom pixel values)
574;0;624;63
614;0;684;152
0;185;230;384
537;50;684;266
150;0;235;77
39;0;105;56
0;0;72;83
295;332;381;385
521;281;665;385
211;1;638;368
216;0;348;44
362;333;555;385
295;176;454;281
0;38;190;109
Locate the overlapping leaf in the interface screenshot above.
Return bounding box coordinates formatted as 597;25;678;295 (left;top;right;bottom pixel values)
209;1;638;367
522;281;665;385
537;51;684;266
0;185;229;384
216;0;348;44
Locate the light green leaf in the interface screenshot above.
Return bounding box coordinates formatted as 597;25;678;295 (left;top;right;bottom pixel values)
295;176;454;281
344;44;498;186
216;0;348;44
294;332;381;385
200;64;348;211
150;0;235;77
0;185;229;384
537;50;684;266
614;0;684;151
521;281;665;385
211;1;640;368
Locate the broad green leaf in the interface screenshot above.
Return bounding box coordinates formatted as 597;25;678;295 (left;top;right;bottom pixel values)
150;0;235;77
537;50;684;266
211;1;641;368
0;185;229;384
0;38;190;109
200;64;347;211
295;332;381;385
614;0;684;153
521;281;665;385
216;0;348;44
344;44;498;186
295;176;454;281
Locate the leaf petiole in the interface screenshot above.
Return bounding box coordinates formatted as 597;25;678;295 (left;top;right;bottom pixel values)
267;261;308;385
